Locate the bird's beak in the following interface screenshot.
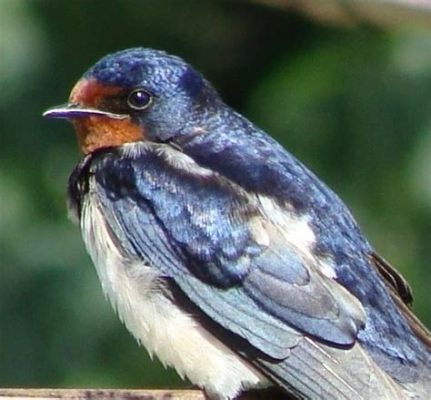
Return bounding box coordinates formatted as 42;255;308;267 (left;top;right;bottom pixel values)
43;103;128;120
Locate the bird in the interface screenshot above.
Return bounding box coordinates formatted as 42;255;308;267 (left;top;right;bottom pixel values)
43;48;431;399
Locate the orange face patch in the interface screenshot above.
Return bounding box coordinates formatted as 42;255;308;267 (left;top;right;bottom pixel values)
73;116;144;155
68;78;145;154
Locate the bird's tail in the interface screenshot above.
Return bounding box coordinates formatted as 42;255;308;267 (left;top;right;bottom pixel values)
256;336;423;399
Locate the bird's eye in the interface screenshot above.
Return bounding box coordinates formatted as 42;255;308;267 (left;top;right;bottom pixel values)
127;89;153;111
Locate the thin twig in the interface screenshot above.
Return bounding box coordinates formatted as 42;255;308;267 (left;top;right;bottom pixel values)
0;388;204;400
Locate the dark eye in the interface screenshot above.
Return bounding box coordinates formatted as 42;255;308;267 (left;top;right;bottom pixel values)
127;88;152;111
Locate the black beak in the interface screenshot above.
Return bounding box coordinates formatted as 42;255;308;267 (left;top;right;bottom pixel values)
43;103;127;120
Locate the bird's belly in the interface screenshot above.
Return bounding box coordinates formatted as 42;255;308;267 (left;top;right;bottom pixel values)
79;195;268;399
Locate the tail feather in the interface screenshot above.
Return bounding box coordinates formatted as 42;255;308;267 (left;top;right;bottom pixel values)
256;337;409;399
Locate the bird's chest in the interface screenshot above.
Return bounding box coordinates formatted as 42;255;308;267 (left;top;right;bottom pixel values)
79;191;170;351
75;188;266;399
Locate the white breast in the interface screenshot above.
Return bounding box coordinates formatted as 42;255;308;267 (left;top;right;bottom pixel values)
79;190;269;399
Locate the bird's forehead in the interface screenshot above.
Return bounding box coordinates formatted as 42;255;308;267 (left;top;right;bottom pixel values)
70;78;123;106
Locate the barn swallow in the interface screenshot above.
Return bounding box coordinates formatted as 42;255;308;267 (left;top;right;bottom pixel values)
44;48;431;399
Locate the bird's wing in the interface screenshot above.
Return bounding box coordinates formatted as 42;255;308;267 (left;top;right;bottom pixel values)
89;143;365;349
84;143;406;398
370;252;431;349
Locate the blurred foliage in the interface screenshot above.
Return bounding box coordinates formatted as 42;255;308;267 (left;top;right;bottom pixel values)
1;0;430;390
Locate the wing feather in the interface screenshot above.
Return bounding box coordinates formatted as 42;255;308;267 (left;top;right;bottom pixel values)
89;143;365;353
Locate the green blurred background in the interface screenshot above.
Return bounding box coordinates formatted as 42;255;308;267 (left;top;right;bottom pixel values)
1;0;430;390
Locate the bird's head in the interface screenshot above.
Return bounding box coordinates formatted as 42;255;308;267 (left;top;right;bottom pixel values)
44;48;221;154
